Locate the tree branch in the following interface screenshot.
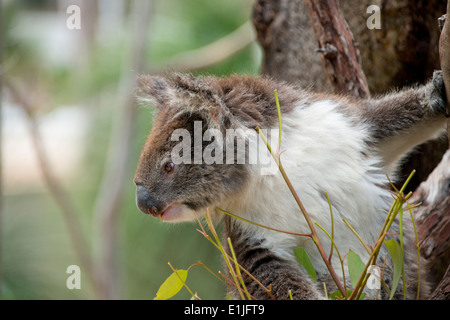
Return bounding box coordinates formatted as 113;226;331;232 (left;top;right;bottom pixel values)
422;0;450;300
0;2;4;299
412;150;450;286
429;264;450;300
4;78;102;298
302;0;370;98
91;0;153;300
439;3;450;143
149;22;256;73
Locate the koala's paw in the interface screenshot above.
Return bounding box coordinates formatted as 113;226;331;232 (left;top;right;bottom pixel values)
429;70;449;118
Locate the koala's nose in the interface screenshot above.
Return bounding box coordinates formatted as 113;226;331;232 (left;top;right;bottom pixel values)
135;185;160;216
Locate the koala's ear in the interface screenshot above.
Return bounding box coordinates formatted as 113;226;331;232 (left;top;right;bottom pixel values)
137;73;237;129
136;75;172;109
170;73;235;127
171;73;213;97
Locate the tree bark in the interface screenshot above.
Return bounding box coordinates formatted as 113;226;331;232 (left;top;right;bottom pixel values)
429;265;450;300
411;150;450;296
422;2;450;300
253;0;330;90
254;0;446;94
302;0;370;98
439;6;450;142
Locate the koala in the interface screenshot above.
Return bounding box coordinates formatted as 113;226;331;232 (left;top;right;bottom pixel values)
134;71;448;300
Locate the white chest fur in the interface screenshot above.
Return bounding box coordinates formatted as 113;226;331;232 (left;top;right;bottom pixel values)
223;100;392;277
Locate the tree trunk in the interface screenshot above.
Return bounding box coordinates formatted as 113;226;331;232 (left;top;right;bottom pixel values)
424;2;450;300
429;265;450;300
253;0;330;90
411;150;450;298
252;0;450;299
302;0;370;98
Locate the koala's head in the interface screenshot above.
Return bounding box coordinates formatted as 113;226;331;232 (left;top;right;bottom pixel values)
134;73;252;222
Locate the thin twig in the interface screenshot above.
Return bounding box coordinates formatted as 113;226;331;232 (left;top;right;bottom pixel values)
148;22;256;73
217;208;312;238
4;78;102;297
342;218;371;255
194;212;275;299
257;127;347;297
168;262;198;300
228;237;252;300
0;2;4;298
349;171;415;300
91;0;153;299
325;193;335;261
302;0;370;98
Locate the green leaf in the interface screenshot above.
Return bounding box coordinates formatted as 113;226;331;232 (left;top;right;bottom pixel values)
294;247;317;282
154;269;188;300
347;250;365;288
330;289;365;300
329;290;342;300
384;239;402;300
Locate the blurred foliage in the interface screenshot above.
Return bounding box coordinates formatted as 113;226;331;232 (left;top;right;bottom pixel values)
2;0;258;299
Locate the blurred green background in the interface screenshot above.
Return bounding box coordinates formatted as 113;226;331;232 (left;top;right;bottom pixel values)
1;0;260;299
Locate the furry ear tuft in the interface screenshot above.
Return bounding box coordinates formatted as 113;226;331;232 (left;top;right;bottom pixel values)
136;75;171;109
170;73;235;128
171;73;216;101
136;73;237;129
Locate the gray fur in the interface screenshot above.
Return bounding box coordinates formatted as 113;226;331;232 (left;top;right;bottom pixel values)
134;71;447;299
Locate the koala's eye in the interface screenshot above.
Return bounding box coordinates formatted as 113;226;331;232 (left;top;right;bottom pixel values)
163;161;175;173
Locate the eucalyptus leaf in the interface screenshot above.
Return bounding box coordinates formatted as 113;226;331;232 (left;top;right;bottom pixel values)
154;269;188;300
348;250;365;288
294;247;317;282
329;289;366;300
384;239;402;299
330;289;365;300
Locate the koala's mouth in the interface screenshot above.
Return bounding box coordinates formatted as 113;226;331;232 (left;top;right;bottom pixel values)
159;202;196;222
159;203;182;221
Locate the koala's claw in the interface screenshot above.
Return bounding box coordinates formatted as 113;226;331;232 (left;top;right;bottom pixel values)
430;70;449;118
